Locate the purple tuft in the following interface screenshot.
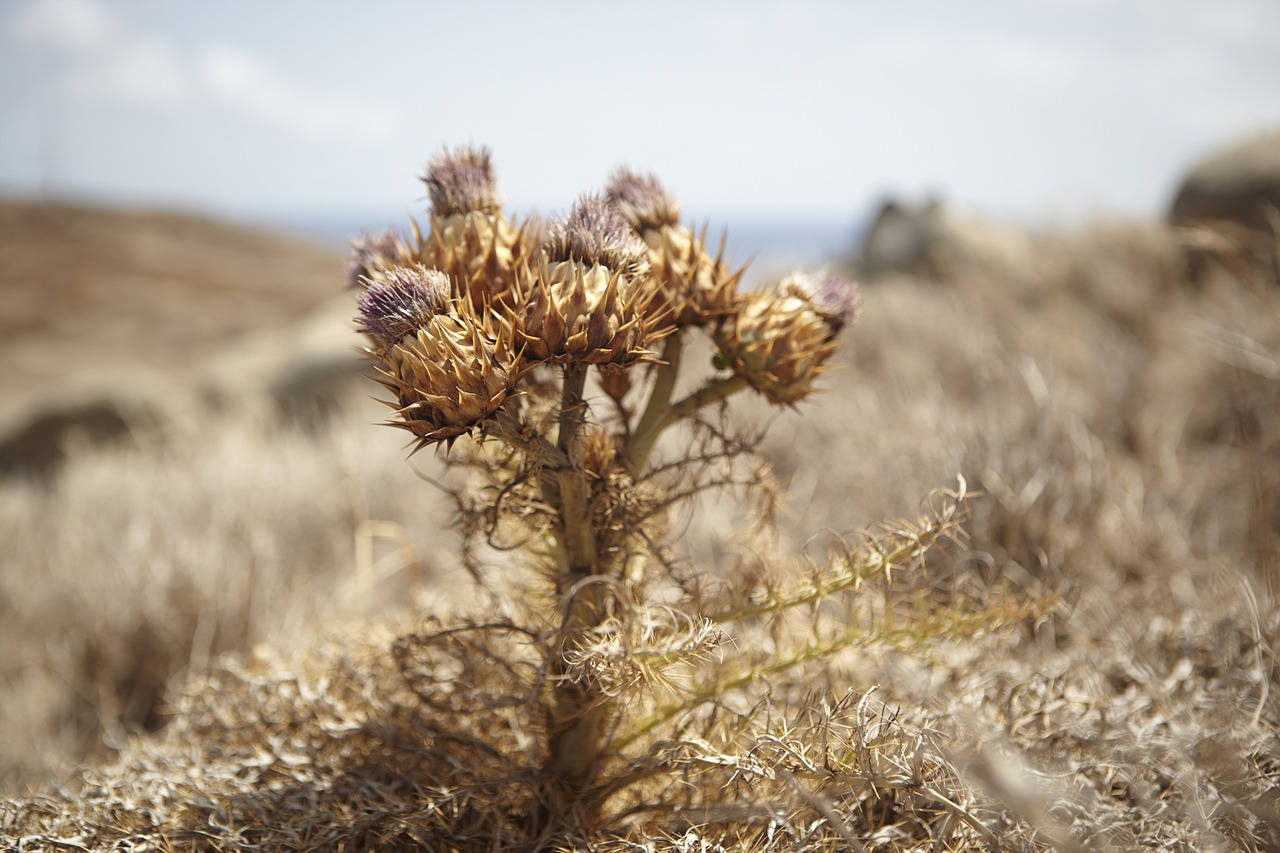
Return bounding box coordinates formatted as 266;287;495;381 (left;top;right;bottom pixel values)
356;266;451;345
546;194;648;274
605;168;680;230
347;229;401;290
787;272;862;330
422;146;502;216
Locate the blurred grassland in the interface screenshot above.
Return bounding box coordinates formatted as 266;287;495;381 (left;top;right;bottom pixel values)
1;202;1278;850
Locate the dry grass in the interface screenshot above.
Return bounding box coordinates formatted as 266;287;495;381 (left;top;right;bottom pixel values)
2;208;1279;850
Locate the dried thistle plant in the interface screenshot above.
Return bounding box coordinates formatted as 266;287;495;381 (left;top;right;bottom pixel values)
347;145;1001;836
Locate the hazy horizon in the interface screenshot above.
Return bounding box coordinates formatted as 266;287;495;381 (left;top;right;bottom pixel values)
2;0;1277;231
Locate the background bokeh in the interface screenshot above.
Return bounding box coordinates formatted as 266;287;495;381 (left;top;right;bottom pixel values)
3;0;1278;239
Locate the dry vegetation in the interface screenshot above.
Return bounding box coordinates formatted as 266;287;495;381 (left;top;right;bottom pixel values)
1;196;1278;850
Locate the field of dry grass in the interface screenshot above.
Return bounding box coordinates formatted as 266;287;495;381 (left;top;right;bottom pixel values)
1;200;1278;850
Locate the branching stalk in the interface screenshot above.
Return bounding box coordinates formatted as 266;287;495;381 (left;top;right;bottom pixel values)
629;373;749;472
626;336;683;472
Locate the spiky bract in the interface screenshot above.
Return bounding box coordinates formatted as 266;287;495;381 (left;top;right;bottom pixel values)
641;224;742;328
372;301;520;448
714;272;861;405
605;170;741;328
514;259;658;365
416;210;530;309
514;197;664;365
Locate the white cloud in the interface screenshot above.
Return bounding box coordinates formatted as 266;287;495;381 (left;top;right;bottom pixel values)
75;34;189;107
12;0;397;137
13;0;113;53
197;44;396;140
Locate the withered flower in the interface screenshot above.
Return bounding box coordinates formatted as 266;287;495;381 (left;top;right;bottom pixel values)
515;195;663;365
714;271;861;405
358;265;519;447
355;265;451;349
605;168;740;329
605;169;681;232
422;146;503;216
347;228;413;290
417;145;530;308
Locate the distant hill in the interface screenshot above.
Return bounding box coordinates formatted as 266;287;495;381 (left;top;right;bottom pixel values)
0;198;346;430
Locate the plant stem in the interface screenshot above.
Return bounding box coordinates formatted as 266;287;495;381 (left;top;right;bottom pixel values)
545;361;607;797
625;336;683;473
554;362;595;577
628;373;749;472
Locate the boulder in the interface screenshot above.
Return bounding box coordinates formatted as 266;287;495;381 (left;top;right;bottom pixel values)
1169;129;1280;282
0;398;151;478
855;197;1034;280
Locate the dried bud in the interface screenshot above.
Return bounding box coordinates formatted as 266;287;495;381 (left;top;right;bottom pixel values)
602;172;740;329
356;265;452;349
347;229;412;290
515;259;652;364
414;147;530;308
418;210;530;308
372;300;520;448
714;271;861;405
642;224;742;328
513;196;663;365
781;271;862;331
597;364;631;403
545;195;649;279
422;145;502;216
605;168;681;232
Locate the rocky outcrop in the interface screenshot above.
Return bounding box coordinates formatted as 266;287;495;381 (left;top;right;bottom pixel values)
1169;129;1280;282
855;197;1035;281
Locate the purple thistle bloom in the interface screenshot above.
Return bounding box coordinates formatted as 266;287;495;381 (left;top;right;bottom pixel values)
356;266;451;346
422;146;502;216
346;229;401;290
788;272;862;330
605;168;680;230
546;194;648;275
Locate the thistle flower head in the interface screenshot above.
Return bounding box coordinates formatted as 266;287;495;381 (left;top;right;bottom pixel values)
780;271;862;331
545;195;648;278
422;145;503;216
347;228;408;289
356;265;452;348
605;168;681;232
373;303;519;448
714;271;861;405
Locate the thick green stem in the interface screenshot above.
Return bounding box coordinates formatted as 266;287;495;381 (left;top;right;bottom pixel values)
628;373;750;472
625;336;683;472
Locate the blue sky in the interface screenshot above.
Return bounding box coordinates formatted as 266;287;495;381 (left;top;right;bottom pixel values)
2;0;1278;231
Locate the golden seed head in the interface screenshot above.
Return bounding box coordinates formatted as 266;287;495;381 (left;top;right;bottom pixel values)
422;209;529;308
544;195;649;280
714;272;861;405
422;145;502;216
371;298;519;447
605;168;681;232
642;224;742;328
511;196;665;365
515;259;654;365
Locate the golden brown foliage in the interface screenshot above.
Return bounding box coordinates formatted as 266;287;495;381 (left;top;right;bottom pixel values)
3;201;1279;850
